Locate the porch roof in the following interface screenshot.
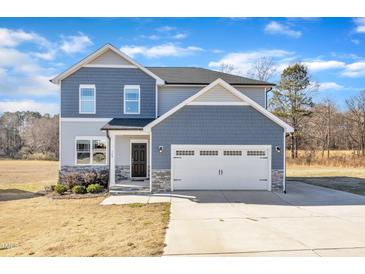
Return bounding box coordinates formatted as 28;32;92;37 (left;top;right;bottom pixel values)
101;118;155;130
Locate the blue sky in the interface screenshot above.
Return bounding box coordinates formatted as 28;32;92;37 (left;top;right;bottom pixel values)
0;17;364;114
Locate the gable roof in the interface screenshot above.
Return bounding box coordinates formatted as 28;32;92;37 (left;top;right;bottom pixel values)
50;44;165;85
144;78;293;132
147;67;275;86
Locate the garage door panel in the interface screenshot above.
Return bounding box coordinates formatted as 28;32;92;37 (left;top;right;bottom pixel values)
171;145;271;191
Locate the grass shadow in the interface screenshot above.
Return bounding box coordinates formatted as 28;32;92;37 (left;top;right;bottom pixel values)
0;189;44;202
287;176;365;196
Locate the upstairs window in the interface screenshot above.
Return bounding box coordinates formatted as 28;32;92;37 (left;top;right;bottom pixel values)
79;85;96;114
124;85;140;114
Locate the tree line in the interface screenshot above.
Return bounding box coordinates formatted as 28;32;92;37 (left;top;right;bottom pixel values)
0;111;59;159
221;59;365;159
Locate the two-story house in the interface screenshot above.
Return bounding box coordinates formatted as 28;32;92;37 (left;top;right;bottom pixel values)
51;44;293;193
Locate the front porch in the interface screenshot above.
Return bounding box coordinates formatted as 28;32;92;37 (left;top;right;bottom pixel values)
108;129;152;192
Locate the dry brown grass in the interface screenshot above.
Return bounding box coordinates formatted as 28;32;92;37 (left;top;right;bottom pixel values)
0;160;170;256
0;197;170;256
0;160;58;192
286;150;365;168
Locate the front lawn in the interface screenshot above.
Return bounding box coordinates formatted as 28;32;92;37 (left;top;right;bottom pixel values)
0;160;170;256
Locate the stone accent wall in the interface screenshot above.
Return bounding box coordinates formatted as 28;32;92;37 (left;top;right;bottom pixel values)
115;165;130;181
115;165;150;182
152;169;171;192
271;169;284;192
59;165;109;183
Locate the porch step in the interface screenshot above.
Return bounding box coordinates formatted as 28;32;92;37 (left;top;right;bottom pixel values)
109;185;150;195
110;189;151;195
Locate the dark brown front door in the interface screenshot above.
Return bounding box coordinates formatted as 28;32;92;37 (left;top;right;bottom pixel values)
131;143;147;177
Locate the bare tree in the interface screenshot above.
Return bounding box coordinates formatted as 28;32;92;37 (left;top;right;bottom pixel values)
346;90;365;156
217;63;236;74
248;57;277;82
303;99;336;158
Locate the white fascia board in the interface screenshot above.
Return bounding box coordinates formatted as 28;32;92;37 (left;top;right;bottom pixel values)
61;118;112;122
144;78;294;133
50;44;165;86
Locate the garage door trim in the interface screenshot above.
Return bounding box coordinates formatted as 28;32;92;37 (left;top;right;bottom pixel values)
170;144;272;191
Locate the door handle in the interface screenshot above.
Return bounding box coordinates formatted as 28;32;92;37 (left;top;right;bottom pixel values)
221;169;223;175
218;169;223;175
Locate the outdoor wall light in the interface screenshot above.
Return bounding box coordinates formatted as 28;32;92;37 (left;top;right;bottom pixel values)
159;146;164;153
275;146;281;153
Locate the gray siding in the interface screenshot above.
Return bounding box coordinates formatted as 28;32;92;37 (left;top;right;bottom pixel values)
158;86;200;115
60;121;107;166
152;105;283;170
61;67;156;118
158;86;267;115
236;86;267;107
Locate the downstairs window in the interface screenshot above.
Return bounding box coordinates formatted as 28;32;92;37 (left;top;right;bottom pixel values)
76;137;107;165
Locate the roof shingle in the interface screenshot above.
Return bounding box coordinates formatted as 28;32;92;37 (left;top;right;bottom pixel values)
101;118;155;130
147;67;275;86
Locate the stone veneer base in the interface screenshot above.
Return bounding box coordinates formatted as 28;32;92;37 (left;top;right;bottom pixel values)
59;166;109;183
152;169;171;192
271;169;284;192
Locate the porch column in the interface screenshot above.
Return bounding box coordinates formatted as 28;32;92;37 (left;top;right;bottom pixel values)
110;132;116;186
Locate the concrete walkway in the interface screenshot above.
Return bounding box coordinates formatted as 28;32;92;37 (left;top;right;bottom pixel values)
164;181;365;256
100;193;196;205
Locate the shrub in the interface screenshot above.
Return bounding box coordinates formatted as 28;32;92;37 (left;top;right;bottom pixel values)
82;171;98;186
55;184;67;195
72;185;87;194
95;170;109;187
44;185;56;193
86;183;104;193
63;172;82;189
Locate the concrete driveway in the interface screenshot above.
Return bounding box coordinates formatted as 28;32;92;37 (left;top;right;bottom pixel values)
164;181;365;256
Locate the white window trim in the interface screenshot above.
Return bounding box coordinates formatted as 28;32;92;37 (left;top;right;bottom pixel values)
75;136;108;166
79;84;96;114
124;85;140;115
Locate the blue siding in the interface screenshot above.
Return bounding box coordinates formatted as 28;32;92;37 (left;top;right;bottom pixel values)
61;67;156;118
152;106;284;169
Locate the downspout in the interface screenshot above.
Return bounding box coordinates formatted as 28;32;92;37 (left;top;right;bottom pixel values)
106;129;111;191
265;87;273;109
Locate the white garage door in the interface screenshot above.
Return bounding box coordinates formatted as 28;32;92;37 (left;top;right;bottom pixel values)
171;145;271;191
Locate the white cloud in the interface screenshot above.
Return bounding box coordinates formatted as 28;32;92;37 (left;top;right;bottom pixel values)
303;60;346;72
0;100;59;115
342;61;365;77
60;32;93;54
209;49;293;75
0;47;42;73
172;33;187;39
0;68;7;78
264;21;302;38
212;49;224;54
318;82;344;91
156;26;175;32
0;28;50;48
31;49;57;61
0;73;59;97
148;34;159;40
120;43;203;58
354;18;365;33
20;75;59;96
